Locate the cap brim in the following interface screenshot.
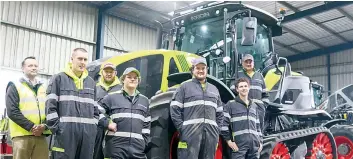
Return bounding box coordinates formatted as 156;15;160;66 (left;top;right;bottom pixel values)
103;66;115;70
127;70;140;77
194;62;207;66
243;58;253;61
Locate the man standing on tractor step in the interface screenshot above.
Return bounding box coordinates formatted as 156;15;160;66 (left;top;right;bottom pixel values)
231;54;269;136
45;48;100;159
98;67;151;159
170;57;224;159
94;62;122;159
6;56;52;159
222;78;262;159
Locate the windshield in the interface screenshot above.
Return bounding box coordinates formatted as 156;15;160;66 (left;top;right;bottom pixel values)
180;16;271;70
342;85;353;101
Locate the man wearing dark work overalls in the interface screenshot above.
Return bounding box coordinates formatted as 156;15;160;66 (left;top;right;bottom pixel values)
170;57;224;159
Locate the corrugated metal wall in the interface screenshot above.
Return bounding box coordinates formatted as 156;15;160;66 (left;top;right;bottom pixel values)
103;15;157;57
1;1;159;75
330;49;353;92
1;1;97;75
291;48;353;95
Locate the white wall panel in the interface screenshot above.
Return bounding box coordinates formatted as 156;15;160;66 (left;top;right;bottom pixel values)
291;55;327;69
291;49;353;95
1;1;97;75
103;47;125;57
1;25;94;75
1;1;96;42
104;15;157;52
330;49;353;92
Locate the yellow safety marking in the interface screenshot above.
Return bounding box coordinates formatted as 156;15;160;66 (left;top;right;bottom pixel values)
178;141;188;149
52;147;65;152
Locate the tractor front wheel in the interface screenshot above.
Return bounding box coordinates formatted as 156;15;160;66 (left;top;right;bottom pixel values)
330;125;353;159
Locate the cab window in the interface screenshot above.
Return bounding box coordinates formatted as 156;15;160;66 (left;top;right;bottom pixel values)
328;94;337;111
337;94;347;106
168;58;180;87
116;54;164;98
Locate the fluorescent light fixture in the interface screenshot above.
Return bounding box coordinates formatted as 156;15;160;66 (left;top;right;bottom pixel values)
201;25;207;32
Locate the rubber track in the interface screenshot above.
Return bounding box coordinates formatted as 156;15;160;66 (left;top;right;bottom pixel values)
260;127;335;159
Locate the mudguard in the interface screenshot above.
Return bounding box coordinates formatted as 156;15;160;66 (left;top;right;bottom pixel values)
321;119;347;129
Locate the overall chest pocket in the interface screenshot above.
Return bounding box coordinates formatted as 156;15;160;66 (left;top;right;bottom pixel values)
132;103;147;122
250;80;264;91
80;88;95;99
207;91;218;103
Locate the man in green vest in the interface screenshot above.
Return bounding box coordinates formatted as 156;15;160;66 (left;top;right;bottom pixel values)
6;56;51;159
94;62;122;159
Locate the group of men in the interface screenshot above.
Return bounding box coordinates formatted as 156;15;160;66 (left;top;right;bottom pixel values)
170;54;269;159
6;46;268;159
6;48;149;159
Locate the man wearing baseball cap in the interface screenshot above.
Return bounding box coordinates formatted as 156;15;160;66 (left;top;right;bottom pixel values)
170;57;223;159
231;54;269;153
98;67;151;159
94;62;122;159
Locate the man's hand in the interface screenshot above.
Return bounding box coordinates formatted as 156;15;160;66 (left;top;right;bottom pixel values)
258;143;263;153
227;140;239;152
108;123;117;132
32;124;45;136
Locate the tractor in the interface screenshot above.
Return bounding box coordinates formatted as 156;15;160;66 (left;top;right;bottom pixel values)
315;84;353;159
87;2;349;159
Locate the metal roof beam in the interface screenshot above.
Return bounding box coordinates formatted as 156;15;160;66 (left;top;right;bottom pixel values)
100;1;124;12
282;26;325;48
279;2;349;42
123;2;172;20
282;1;353;23
337;8;353;23
287;41;353;62
273;40;302;54
174;1;212;15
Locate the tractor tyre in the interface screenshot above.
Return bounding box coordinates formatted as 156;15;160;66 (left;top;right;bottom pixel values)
260;137;290;159
330;125;353;159
147;90;176;159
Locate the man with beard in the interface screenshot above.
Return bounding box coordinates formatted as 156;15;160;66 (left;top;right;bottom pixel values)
94;62;122;159
170;57;223;159
98;67;151;159
45;48;100;159
222;78;262;159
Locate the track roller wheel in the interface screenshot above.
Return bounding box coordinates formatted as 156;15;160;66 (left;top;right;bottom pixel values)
330;125;353;159
310;133;334;159
270;142;290;159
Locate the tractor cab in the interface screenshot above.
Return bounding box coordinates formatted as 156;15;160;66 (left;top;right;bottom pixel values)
166;2;283;87
165;1;333;129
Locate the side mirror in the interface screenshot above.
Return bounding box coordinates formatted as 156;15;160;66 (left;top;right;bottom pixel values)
241;17;257;46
